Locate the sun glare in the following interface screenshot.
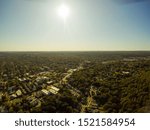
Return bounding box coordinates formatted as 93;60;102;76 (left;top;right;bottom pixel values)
58;4;70;21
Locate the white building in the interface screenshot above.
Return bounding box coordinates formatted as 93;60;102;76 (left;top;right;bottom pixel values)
16;90;22;96
41;89;50;95
47;85;60;95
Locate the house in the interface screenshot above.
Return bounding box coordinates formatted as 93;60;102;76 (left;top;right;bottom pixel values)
122;71;130;75
18;78;27;82
47;81;53;85
16;89;22;96
47;85;60;95
49;89;57;94
50;86;60;92
10;94;17;99
41;89;50;95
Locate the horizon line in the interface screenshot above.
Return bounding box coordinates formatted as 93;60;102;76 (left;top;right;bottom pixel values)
0;50;150;52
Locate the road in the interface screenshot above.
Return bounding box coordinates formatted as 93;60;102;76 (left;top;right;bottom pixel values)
81;86;97;112
62;63;83;84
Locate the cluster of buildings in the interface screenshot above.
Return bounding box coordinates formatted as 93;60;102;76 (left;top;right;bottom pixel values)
1;71;61;102
41;85;60;95
0;66;80;111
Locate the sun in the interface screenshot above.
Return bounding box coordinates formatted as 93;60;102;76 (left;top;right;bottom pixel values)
58;4;70;21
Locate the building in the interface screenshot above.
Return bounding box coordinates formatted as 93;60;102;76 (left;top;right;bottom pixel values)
49;89;57;94
51;86;60;92
16;89;22;96
47;85;60;95
10;94;17;99
47;81;53;85
122;71;130;75
41;89;50;95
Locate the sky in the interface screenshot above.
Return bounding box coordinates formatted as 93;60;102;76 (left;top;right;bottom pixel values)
0;0;150;51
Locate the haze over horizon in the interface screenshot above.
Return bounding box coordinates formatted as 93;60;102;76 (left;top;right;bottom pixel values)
0;0;150;51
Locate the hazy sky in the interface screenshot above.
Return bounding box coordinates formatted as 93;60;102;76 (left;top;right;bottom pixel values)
0;0;150;51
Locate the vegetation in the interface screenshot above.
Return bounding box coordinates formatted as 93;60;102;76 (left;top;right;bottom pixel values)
0;51;150;112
